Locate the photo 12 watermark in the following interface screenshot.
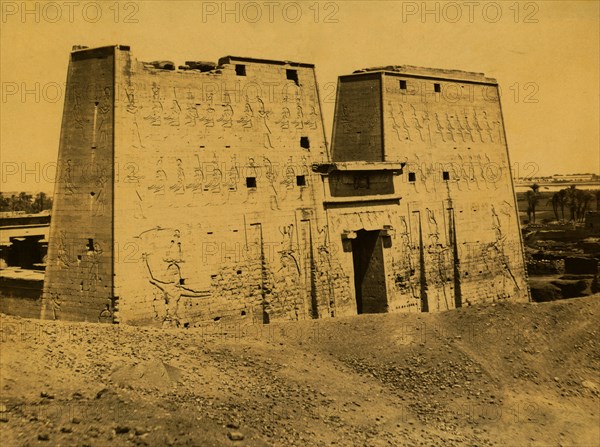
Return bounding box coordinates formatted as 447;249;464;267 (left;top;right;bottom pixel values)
1;1;140;23
200;1;340;24
400;1;540;24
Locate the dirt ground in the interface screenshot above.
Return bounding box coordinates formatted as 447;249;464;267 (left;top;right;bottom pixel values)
1;295;599;447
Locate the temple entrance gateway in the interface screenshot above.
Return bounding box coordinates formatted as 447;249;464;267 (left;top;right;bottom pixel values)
351;230;388;314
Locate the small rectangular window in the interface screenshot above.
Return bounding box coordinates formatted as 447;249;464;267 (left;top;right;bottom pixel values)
235;64;246;76
246;177;256;188
87;238;95;251
408;172;416;182
399;80;407;90
434;83;441;93
300;136;310;149
286;69;299;86
296;175;306;186
443;171;450;181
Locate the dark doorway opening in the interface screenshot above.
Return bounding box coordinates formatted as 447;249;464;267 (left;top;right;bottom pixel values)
7;235;45;269
351;230;388;314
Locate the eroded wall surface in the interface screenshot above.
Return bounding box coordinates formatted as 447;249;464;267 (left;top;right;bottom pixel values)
325;70;529;315
43;47;528;325
42;47;115;321
112;51;332;326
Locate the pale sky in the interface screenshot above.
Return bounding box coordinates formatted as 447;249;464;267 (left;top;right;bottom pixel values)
1;0;599;193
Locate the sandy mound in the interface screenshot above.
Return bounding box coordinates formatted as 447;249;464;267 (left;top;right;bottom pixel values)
110;359;182;390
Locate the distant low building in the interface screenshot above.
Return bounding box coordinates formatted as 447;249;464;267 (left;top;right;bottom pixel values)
552;174;598;183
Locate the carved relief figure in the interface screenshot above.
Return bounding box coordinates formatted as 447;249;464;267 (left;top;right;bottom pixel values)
125;84;144;148
202;93;215;127
218;104;234;128
95;87;111;148
144;85;163;126
277;107;291;130
165;99;181;127
305;105;319;130
148;157;168;194
434;113;446;142
263;156;279;210
143;253;208;327
237;100;254;128
257;97;274;149
92;171;108;216
187;154;204;193
184;90;200;127
292;102;304;130
170;158;186;194
56;230;72;268
60;159;78;195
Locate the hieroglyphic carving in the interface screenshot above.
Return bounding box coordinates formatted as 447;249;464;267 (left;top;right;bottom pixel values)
187;154;204;194
389;102;411;142
148;157;167;194
72;89;85;134
410;105;425;142
489;205;521;296
271;223;303;319
425;208;451;311
461;110;475;142
453;112;466;143
433;113;446;142
263;156;279;210
144;84;163;126
472;109;484;143
56;230;72;269
395;216;419;299
280;157;296;201
165;99;181;127
292;101;304;130
482;110;495;143
60;159;78;195
169;158;186;194
125;84;144;148
257;97;274;149
237;98;253;128
305;105;319;130
92;170;108;216
444;113;456;143
276;106;291;130
205;154;224;205
184;90;200;127
95;87;111;148
82;241;103;293
315;225;350;317
227;155;240;192
202;92;215;127
218;103;234;128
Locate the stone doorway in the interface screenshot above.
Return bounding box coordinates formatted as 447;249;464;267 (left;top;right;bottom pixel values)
351;230;388;314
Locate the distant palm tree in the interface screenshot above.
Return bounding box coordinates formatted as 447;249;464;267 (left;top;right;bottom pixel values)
549;188;568;221
576;190;594;222
557;188;567;220
548;194;559;221
565;185;579;221
526;183;541;224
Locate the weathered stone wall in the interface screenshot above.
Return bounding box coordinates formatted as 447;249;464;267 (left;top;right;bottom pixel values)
43;47;528;325
42;46;116;322
112;51;331;326
331;73;382;162
324;69;529;315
